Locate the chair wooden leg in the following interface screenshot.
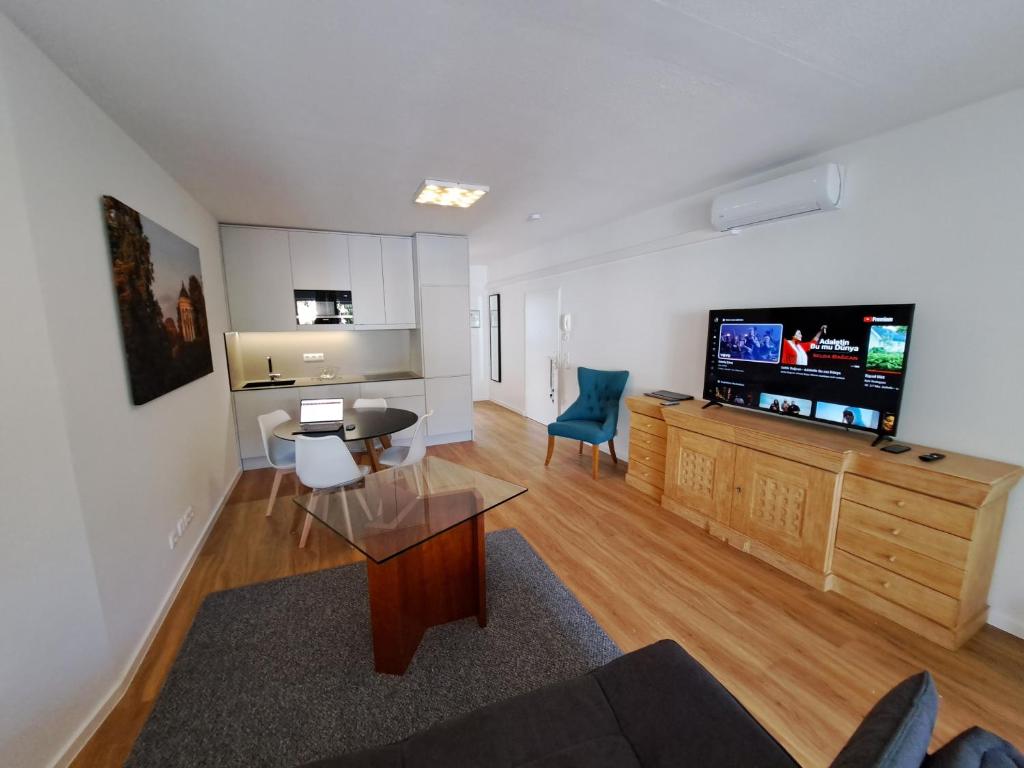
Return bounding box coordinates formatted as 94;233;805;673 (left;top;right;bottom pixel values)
609;438;617;464
265;468;283;517
544;435;555;466
578;440;583;454
592;444;600;480
299;493;318;548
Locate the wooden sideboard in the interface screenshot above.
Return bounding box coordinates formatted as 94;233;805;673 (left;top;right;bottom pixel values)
625;396;1022;649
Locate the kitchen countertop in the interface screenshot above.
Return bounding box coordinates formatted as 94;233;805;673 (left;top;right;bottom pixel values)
230;370;423;393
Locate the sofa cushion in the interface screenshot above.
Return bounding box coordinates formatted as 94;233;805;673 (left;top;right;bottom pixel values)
830;672;938;768
924;727;1024;768
298;640;798;768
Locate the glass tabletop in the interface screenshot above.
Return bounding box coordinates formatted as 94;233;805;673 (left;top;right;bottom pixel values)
292;456;527;563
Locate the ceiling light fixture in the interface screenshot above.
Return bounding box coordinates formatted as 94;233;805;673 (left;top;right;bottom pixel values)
414;179;489;208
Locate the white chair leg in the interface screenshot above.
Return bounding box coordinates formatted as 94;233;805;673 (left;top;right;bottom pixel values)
266;468;284;517
299;492;318;548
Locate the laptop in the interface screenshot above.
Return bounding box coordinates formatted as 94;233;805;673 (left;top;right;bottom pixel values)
296;398;344;433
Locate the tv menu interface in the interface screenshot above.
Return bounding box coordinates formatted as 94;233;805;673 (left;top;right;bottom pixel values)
703;304;915;436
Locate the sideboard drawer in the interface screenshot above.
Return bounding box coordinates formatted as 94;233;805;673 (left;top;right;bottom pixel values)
628;461;665;490
838;501;969;569
835;519;965;598
842;474;975;538
833;550;959;627
630;430;667;456
631;412;667;439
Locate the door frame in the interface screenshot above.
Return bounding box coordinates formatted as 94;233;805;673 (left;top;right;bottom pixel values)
523;287;562;425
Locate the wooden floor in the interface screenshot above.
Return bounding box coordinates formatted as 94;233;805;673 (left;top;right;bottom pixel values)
73;401;1024;767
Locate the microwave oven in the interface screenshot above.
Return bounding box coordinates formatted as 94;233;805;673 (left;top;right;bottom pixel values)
294;289;354;325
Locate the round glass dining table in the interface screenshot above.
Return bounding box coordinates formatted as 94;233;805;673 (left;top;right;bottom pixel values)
272;407;418;471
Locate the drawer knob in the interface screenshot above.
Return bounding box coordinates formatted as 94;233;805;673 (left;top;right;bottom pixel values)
890;528;901;536
882;581;892;589
896;500;907;508
887;555;897;563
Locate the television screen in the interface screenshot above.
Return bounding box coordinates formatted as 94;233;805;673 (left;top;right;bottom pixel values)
703;304;915;437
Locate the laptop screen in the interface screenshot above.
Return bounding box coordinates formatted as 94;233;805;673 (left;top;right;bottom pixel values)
299;398;344;424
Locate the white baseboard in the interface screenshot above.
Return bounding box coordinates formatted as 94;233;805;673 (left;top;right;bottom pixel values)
52;467;243;768
989;609;1024;640
425;431;474;446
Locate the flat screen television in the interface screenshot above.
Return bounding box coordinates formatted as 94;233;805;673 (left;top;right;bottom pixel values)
703;304;915;439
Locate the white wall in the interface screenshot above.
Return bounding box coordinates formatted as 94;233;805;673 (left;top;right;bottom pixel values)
0;15;240;768
485;89;1024;637
469;265;490;401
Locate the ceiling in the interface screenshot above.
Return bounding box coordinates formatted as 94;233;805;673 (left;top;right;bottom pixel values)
3;1;1024;264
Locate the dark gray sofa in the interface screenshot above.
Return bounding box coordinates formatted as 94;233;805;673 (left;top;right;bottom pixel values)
299;639;1022;768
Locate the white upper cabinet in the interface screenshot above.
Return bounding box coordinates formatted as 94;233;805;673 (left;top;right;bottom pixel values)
288;230;350;290
381;237;416;325
414;234;469;286
221;226;295;331
348;234;387;325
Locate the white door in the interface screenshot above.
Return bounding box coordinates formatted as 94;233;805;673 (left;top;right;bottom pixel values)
524;289;560;425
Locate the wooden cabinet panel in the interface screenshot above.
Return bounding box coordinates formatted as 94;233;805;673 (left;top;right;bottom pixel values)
663;428;735;523
381;237;416;325
628;461;664;490
348;235;387;325
629;439;665;471
842;474;975;538
288;230;350;290
221;227;295;331
731;448;837;571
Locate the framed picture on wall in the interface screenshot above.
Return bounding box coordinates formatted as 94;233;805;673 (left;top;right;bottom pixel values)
489;293;501;382
102;196;214;405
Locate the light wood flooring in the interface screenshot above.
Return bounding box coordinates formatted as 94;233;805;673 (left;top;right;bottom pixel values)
72;401;1024;767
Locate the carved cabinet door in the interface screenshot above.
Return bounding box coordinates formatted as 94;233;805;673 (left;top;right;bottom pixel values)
730;447;838;571
664;428;736;523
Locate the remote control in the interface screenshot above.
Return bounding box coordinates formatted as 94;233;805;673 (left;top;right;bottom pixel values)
919;452;945;462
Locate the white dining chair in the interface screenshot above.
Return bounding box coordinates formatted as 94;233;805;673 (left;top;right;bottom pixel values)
294;434;371;548
379;410;433;468
258;409;296;518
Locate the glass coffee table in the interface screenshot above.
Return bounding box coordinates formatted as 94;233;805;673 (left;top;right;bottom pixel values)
293;456;527;674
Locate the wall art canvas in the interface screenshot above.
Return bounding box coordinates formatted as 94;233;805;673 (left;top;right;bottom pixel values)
102;196;213;405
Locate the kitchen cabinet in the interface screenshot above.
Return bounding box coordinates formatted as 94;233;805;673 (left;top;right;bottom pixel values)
414;233;469;286
420;285;471;378
425;376;473;437
381;237;416;325
348;235;387;325
221;227;295;331
288;230;350;290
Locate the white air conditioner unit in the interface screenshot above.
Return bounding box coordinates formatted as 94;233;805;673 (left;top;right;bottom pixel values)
710;163;843;232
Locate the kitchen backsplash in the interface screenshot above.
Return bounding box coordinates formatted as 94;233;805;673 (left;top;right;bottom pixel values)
224;330;419;384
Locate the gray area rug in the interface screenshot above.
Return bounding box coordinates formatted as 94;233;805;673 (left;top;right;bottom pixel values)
125;528;621;768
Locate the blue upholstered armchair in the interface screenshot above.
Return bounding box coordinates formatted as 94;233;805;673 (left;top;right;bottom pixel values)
545;367;629;479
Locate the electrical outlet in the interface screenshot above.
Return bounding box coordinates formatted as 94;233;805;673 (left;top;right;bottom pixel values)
176;518;186;537
184;505;194;525
168;530;180;550
303;352;325;362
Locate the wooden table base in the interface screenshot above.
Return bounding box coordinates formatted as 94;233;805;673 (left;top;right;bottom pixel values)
366;515;486;675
